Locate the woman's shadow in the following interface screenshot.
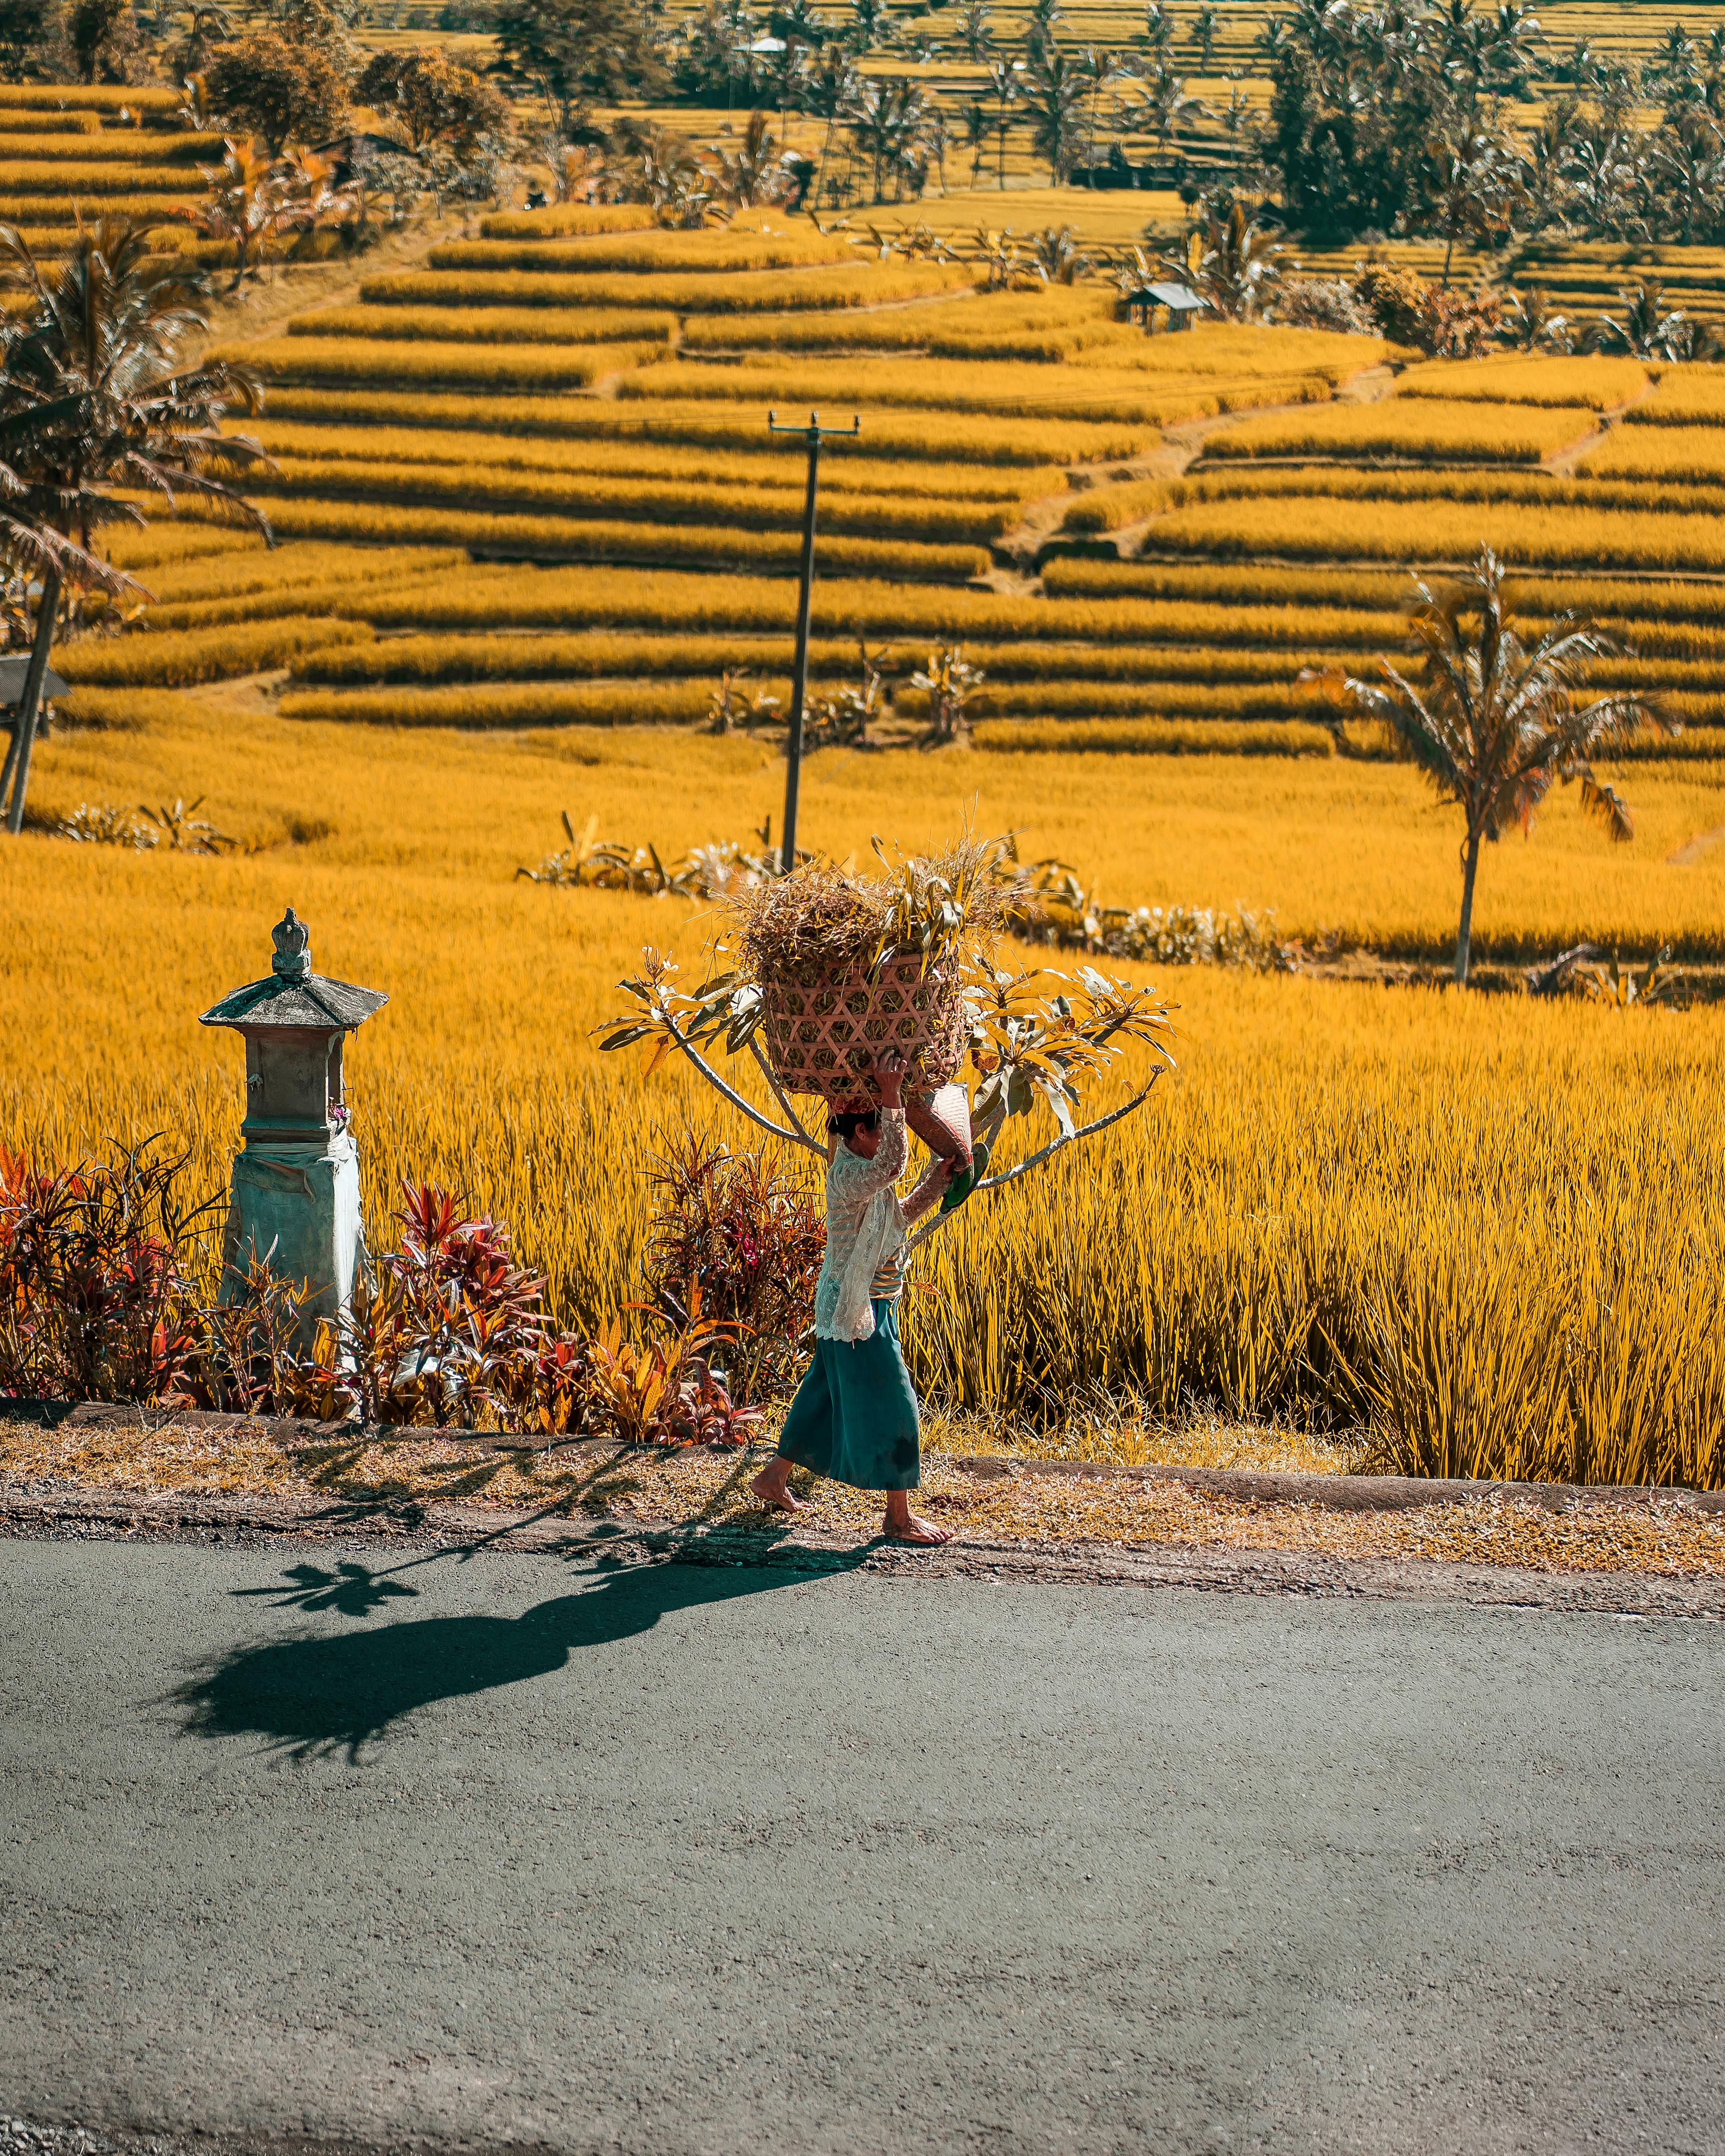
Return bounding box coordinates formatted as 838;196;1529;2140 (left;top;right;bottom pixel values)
175;1553;811;1763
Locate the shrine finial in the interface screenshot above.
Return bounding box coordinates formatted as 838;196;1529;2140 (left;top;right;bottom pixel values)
271;907;312;980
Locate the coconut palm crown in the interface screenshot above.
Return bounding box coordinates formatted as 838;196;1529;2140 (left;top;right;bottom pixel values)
1345;549;1666;985
0;216;275;833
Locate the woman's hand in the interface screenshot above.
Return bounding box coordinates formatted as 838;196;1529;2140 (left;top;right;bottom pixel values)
871;1049;905;1107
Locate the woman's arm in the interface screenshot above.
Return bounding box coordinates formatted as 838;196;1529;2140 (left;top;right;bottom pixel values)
901;1153;956;1226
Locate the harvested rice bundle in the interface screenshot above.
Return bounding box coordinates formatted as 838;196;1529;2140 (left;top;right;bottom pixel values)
733;842;1008;1106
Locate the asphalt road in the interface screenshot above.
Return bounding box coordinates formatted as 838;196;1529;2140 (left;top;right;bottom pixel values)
1;1536;1721;2156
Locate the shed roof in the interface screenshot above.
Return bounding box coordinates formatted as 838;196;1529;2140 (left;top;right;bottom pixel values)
1143;282;1209;309
0;656;68;706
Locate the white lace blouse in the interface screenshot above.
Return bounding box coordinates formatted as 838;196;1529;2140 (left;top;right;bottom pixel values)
813;1108;949;1344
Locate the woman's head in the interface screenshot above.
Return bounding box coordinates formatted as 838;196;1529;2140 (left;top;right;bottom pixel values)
828;1105;881;1159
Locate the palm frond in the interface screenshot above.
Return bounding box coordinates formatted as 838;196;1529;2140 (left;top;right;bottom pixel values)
1578;771;1636;842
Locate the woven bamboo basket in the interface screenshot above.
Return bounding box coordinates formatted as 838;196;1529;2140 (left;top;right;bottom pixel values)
759;953;968;1106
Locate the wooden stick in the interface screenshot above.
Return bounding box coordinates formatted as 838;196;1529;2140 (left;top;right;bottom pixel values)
903;1082;1157;1253
749;1038;825;1154
664;1016;806;1147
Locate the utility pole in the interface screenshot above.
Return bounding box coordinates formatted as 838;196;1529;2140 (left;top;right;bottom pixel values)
767;408;859;876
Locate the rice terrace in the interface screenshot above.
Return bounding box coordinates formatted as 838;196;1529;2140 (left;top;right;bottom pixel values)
2;0;1725;2145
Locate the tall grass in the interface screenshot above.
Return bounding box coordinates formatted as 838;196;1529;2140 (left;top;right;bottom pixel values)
243;418;1051;503
616;357;1180;427
257;383;1123;465
477;205;658;237
278;679;743;727
285;305;679;347
54;616;373;687
223;336;660;390
7;134;220;161
1206;397;1599;463
0;111;102;132
249;453;1018;544
344;563;1415;647
1146;493;1725;572
5;780;1721;1485
973;717;1335;755
424;229;857;275
900;679;1339;720
357;262;979;312
1393;355;1650;408
1579;425;1725;484
0;81;180;107
168;495;992;582
288;631;1339;689
1043;554;1725;626
0;193;194;223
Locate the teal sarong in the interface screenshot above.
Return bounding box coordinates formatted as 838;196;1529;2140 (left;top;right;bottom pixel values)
776;1299;921;1492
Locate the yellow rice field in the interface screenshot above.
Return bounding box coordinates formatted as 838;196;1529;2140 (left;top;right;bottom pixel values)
7;709;1725;1486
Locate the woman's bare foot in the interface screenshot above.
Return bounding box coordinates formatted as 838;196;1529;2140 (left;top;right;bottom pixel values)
751;1461;801;1513
882;1505;951;1546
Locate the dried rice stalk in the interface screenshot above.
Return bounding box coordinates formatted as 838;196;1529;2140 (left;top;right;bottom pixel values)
731;834;1010;984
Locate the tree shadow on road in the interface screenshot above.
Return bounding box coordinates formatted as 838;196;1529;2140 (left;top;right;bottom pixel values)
174;1554;814;1763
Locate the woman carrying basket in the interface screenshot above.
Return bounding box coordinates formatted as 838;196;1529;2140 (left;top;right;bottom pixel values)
752;1049;960;1545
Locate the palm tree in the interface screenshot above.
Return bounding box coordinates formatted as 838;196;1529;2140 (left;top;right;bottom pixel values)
802;45;859;208
1128;63;1205;167
1163;198;1281;319
1345;552;1665;986
715;109;784;206
1139;0;1172;62
1421;127;1515;287
1596;278;1695;359
956;0;993;63
985;55;1021;187
962;98;992;184
0;219;271;836
846;76;928;201
1031;222;1090;283
1023;40;1087;183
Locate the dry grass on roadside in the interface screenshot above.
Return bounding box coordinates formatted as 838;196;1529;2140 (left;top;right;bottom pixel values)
4;1419;1721;1580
